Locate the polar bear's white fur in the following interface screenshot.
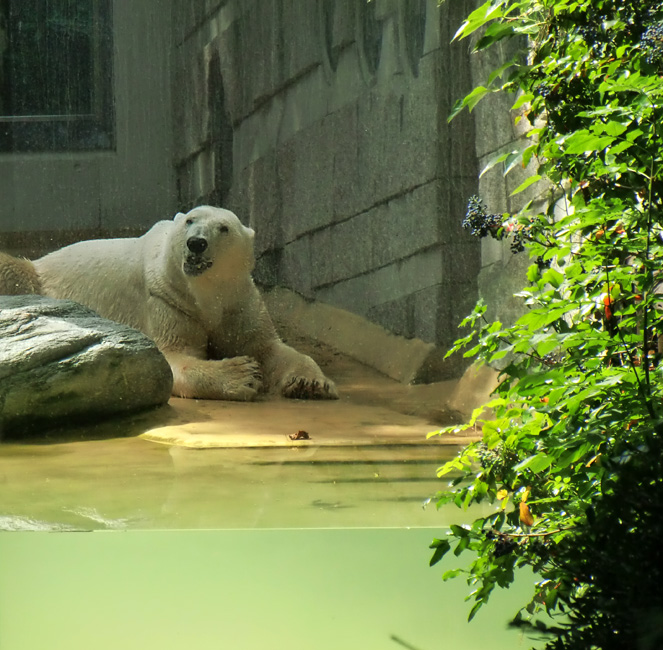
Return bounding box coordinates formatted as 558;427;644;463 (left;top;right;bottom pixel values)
0;252;41;295
4;206;337;401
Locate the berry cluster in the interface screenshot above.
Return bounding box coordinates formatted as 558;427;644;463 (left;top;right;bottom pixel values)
463;196;532;255
462;196;503;238
485;529;518;558
642;21;663;65
476;442;517;479
476;442;500;470
536;255;551;271
577;25;601;47
536;82;557;100
510;226;529;253
541;353;560;367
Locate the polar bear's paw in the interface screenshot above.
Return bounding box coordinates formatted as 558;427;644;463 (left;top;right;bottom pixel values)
171;354;263;401
212;356;264;401
262;343;338;400
281;375;339;400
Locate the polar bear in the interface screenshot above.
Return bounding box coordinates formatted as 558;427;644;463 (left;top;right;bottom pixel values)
1;206;337;401
0;252;41;295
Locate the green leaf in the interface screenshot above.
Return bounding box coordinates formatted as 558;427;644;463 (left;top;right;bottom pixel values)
510;174;542;196
476;22;515;50
504;149;528;175
535;337;560;357
429;539;451;566
454;1;507;41
450;524;470;538
563;131;614;155
527;264;540;282
512;92;534;111
542;268;564;288
449;86;492;121
480;149;510;178
514;453;555;474
608;140;633;155
442;568;466;581
454;535;471;556
487;58;518;85
468;600;484;622
465;86;491;111
601;121;629;137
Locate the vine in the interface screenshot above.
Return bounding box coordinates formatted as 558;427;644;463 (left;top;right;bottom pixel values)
429;1;663;647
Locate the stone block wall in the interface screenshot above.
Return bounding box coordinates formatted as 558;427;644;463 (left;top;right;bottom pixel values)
469;35;551;330
172;0;482;377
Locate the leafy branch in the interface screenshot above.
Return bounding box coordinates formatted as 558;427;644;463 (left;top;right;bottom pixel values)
430;1;663;647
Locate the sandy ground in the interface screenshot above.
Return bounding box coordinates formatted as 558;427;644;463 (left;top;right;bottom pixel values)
6;327;483;448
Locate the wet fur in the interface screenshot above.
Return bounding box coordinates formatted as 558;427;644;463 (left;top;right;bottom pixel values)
0;207;337;402
0;252;41;295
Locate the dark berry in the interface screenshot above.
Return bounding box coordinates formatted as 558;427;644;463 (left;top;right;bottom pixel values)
536;256;551;271
476;442;517;479
485;529;518;558
510;227;527;253
463;196;504;239
642;21;663;65
577;25;599;46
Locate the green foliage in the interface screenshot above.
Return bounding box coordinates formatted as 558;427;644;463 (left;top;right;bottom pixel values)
431;1;663;647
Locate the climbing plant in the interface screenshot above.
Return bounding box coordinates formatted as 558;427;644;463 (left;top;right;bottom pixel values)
429;1;663;648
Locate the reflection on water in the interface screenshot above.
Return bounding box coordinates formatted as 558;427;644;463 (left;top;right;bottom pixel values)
0;437;485;530
0;515;78;532
0;529;540;650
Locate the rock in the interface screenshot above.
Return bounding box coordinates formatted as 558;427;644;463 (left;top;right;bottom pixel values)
0;296;173;437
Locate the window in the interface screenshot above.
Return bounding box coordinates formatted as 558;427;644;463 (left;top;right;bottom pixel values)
0;0;113;153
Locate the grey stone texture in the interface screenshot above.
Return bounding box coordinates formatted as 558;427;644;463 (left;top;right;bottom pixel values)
0;297;173;436
173;0;482;379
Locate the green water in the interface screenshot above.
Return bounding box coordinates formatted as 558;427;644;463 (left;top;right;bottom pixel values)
0;529;539;650
0;439;543;649
0;439;485;530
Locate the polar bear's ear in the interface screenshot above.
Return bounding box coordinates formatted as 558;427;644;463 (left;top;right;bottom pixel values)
173;212;186;223
243;226;255;239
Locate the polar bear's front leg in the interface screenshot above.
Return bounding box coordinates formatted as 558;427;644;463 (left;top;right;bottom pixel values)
260;341;338;400
164;351;263;401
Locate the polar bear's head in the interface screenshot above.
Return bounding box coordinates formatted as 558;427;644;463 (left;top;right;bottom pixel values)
173;206;255;279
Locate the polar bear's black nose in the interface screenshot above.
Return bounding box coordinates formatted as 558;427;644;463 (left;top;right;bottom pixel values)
187;237;208;254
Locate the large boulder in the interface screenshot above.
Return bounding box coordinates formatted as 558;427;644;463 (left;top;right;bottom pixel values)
0;296;173;436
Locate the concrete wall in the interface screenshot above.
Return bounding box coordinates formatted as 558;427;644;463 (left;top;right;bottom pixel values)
173;0;482;377
469;36;551;330
0;0;531;381
0;1;177;256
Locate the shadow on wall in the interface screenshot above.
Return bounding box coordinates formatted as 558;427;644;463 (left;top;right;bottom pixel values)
207;52;233;208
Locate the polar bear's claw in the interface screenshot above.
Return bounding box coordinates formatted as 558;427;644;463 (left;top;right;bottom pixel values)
170;354;263;401
282;375;339;400
221;356;263;401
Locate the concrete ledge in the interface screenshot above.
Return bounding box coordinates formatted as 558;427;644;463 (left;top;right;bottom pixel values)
139;397;472;449
446;363;500;421
263;287;443;384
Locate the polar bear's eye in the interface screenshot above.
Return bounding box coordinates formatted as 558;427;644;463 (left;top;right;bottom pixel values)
185;218;194;226
219;225;229;234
